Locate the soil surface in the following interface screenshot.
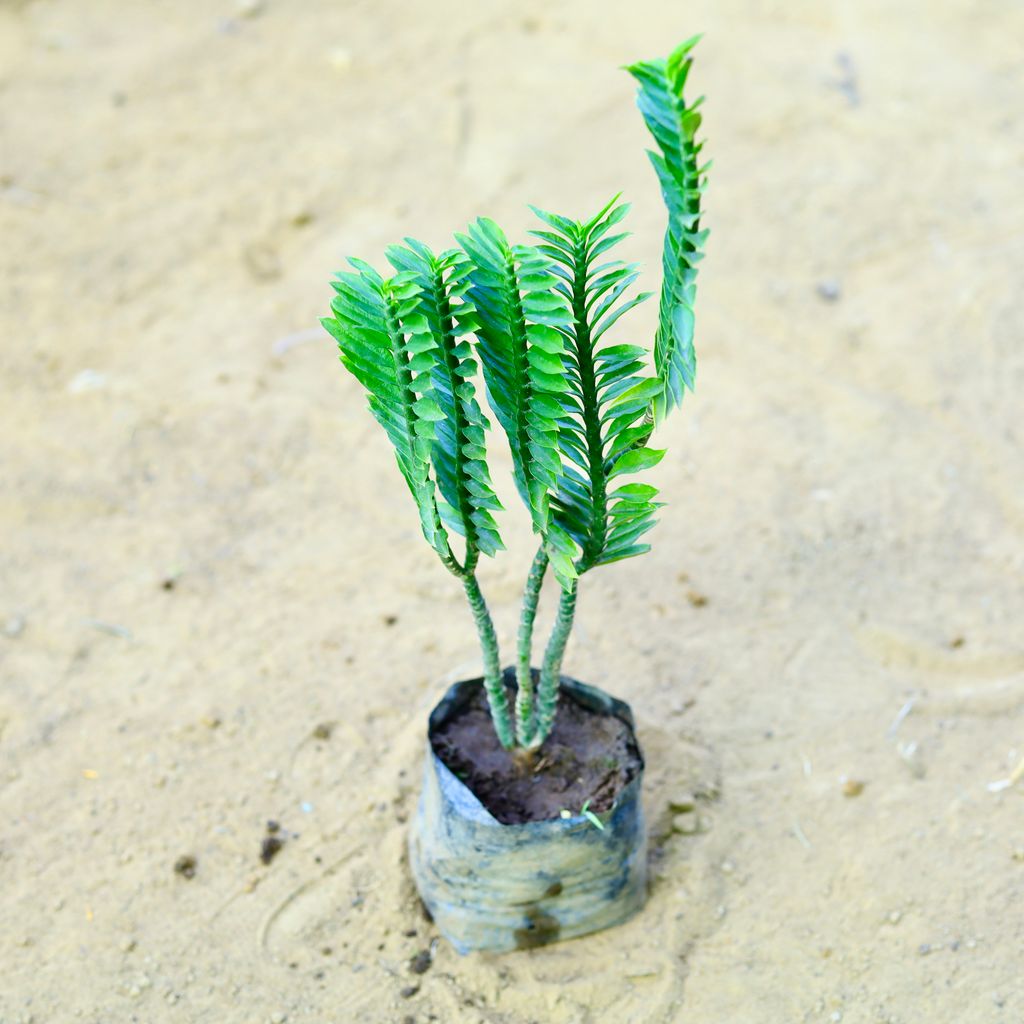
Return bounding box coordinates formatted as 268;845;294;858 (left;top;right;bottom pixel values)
2;2;1023;1022
431;684;642;824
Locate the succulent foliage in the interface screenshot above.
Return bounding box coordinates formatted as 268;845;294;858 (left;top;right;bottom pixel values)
626;34;709;422
455;220;579;588
323;39;708;750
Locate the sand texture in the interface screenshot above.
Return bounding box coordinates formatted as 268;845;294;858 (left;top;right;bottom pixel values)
2;1;1023;1021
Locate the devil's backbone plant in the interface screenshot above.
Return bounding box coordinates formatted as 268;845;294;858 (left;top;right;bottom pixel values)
323;39;708;753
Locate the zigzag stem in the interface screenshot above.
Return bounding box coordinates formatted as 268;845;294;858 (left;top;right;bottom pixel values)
462;574;514;749
514;545;549;745
529;578;578;749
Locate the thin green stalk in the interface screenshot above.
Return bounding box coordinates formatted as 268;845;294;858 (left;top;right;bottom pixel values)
462;574;514;749
514;546;549;745
528;579;578;749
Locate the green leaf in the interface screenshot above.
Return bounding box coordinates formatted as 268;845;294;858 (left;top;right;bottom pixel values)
611;482;659;502
413;395;446;421
593;542;653;567
608;446;666;478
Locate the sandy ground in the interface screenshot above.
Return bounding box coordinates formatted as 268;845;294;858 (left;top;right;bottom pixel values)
2;1;1023;1021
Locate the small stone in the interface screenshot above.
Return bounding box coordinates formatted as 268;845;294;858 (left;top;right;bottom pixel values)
312;722;333;741
174;854;197;879
897;741;925;779
236;0;265;17
720;859;735;875
888;910;902;924
1011;848;1024;862
399;985;420;999
816;278;842;302
830;1013;843;1022
918;943;932;956
120;937;136;953
269;1013;286;1024
667;793;696;813
841;778;865;797
260;835;285;865
672;812;699;834
408;949;432;975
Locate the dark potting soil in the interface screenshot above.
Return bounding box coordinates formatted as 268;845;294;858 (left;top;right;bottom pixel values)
430;685;642;825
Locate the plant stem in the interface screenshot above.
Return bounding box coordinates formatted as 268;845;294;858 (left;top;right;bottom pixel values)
528;578;578;748
462;574;514;749
514;545;549;745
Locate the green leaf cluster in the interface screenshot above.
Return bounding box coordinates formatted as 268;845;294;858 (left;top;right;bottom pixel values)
626;34;710;422
456;219;579;586
528;197;664;574
324;243;504;575
322;39;709;749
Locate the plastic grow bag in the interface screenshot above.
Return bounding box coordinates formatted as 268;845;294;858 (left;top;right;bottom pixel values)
409;670;646;954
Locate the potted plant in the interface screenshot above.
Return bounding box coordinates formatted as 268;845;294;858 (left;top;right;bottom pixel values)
322;37;708;953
